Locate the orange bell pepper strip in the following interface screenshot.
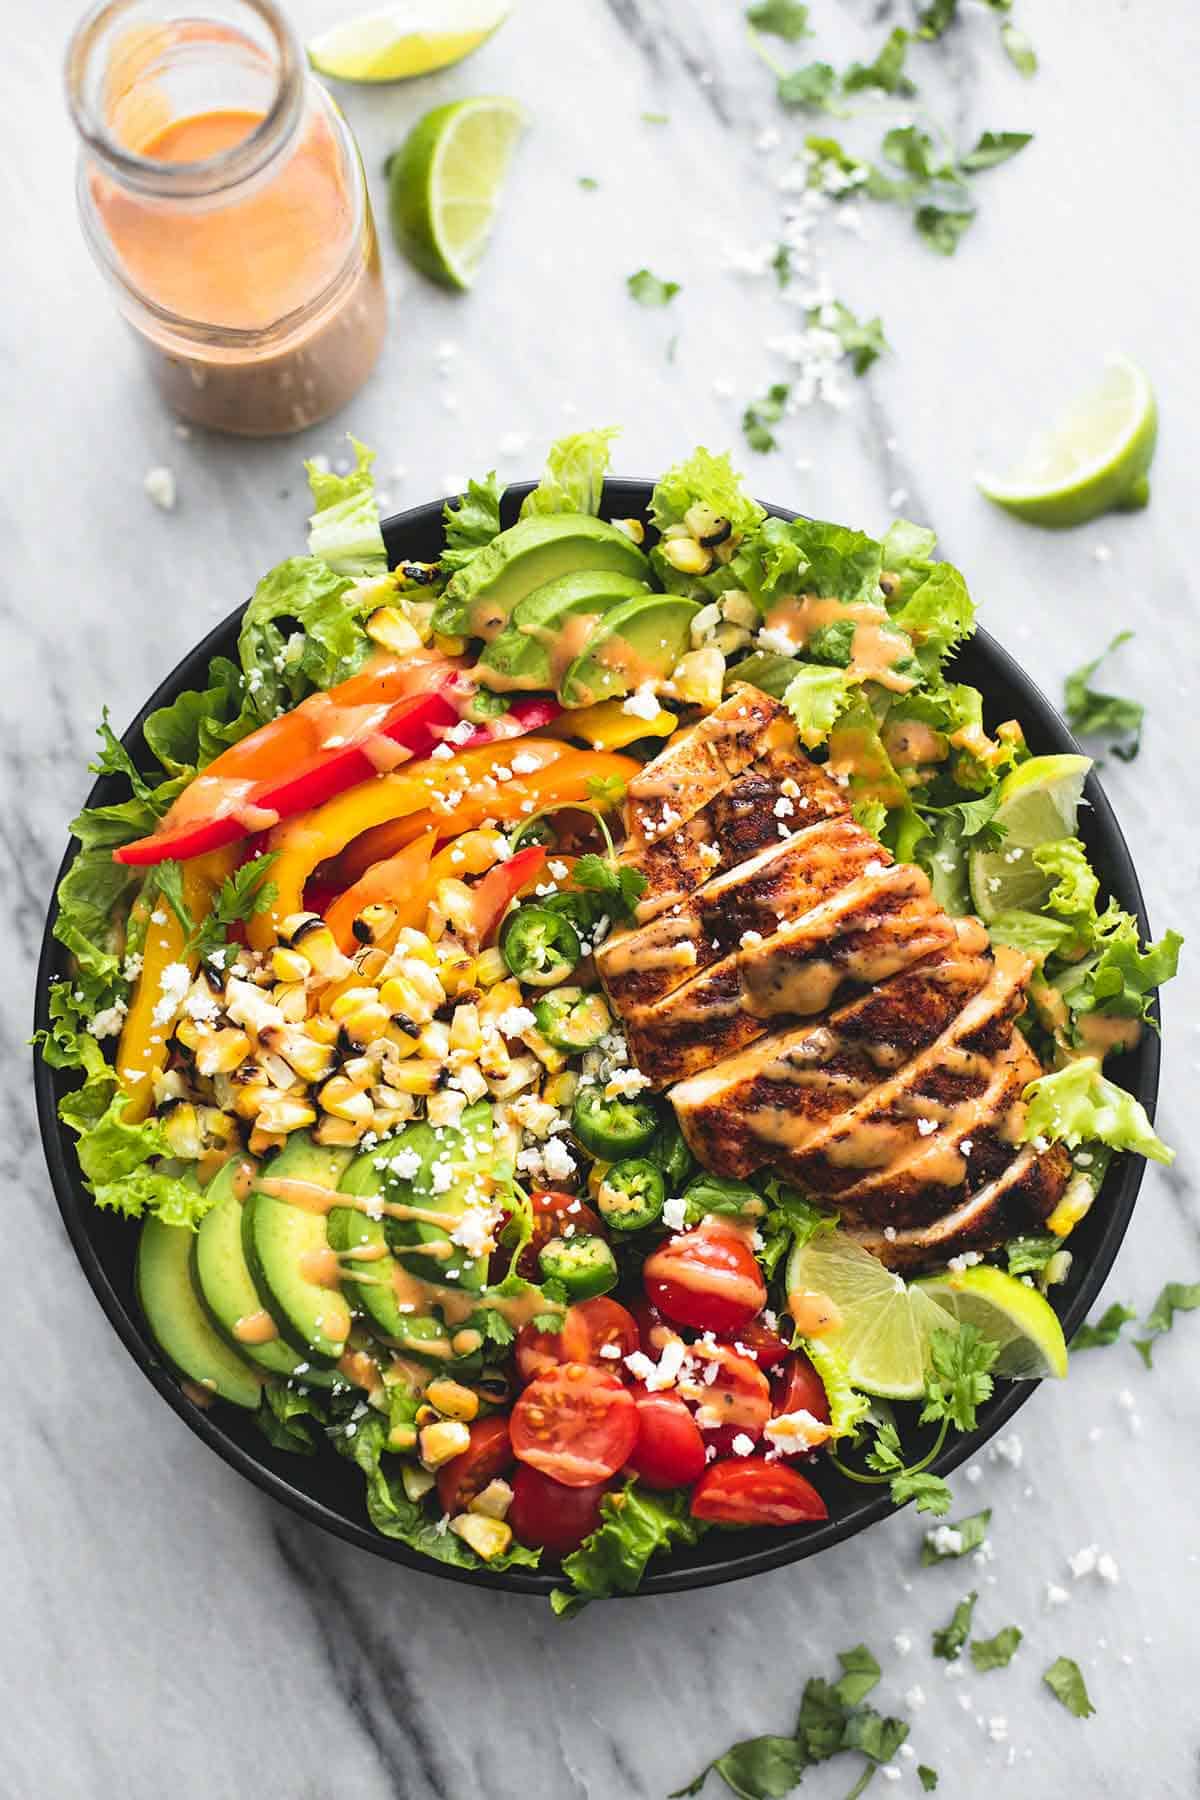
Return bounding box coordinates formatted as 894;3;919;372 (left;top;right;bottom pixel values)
323;832;437;954
335;748;641;887
247;738;571;952
115;847;236;1120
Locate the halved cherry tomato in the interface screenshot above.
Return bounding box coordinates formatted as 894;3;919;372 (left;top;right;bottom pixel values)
735;1319;792;1372
771;1352;831;1429
510;1364;638;1487
630;1294;676;1358
516;1190;604;1283
684;1344;771;1457
625;1386;707;1490
514;1297;637;1384
643;1219;767;1336
690;1457;829;1526
507;1464;610;1556
435;1415;514;1515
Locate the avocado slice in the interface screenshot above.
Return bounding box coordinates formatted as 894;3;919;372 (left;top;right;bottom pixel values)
138;1213;264;1409
559;592;700;708
192;1158;318;1380
328;1187;480;1368
433;514;649;640
380;1100;493;1292
476;569;650;693
242;1135;355;1364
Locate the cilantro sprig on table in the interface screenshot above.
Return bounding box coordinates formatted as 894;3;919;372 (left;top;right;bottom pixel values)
1064;631;1145;762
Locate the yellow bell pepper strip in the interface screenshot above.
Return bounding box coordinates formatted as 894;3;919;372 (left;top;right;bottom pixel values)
248;739;570;952
540;697;677;752
335;748;640;887
323;832;436;953
115;848;236;1120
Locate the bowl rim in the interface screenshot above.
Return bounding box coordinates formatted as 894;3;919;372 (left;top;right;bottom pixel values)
32;478;1162;1598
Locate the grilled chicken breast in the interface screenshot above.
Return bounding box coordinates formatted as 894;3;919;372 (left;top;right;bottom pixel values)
600;686;1072;1270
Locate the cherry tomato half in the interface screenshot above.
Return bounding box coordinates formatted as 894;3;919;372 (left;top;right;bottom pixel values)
772;1352;831;1431
642;1219;766;1336
687;1344;771;1457
435;1415;514;1516
625;1386;707;1491
690;1457;829;1526
516;1190;605;1282
511;1364;638;1487
629;1294;677;1357
734;1318;792;1372
507;1464;610;1557
515;1296;639;1384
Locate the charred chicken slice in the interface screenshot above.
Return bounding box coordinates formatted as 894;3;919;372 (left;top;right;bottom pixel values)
850;1141;1072;1271
623;685;794;858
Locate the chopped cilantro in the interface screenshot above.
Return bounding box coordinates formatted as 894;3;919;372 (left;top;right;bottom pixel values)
1043;1655;1096;1718
810;300;890;375
571;852;647;921
921;1507;992;1563
918;1766;939;1791
1072;1300;1136;1351
777;62;839;111
641;111;670;124
190;853;279;961
920;1325;998;1433
627;268;680;307
746;0;811;41
932;1591;977;1660
1001;23;1037;76
1064;631;1144;761
578;175;599;190
842;27;915;95
742;382;792;453
970;1624;1023;1671
1133;1280;1200;1368
960;130;1034;171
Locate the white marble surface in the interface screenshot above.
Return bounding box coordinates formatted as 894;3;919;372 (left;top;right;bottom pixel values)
4;1;1199;1795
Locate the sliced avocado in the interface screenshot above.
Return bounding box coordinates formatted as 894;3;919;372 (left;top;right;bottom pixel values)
192;1158;323;1381
433;514;649;639
137;1213;264;1409
559;592;700;708
242;1135;355;1364
476;569;650;693
380;1100;493;1293
328;1195;478;1368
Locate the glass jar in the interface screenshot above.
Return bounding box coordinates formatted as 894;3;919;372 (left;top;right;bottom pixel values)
65;0;388;436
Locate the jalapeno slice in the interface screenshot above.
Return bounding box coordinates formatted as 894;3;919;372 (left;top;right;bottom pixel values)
571;1085;659;1159
537;1232;619;1300
500;905;582;987
533;986;613;1051
647;1115;695;1190
596;1158;666;1233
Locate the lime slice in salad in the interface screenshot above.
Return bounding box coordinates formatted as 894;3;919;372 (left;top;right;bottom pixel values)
976;354;1157;528
917;1265;1069;1379
968;752;1091;921
786;1231;953;1401
387;96;527;290
308;1;512;83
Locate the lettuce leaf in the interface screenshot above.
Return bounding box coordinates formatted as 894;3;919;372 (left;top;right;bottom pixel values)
801;1336;871;1440
69;1088;215;1226
238;556;373;722
441;472;504;575
520;428;618;518
783;664;853;749
306;437;387;576
827;699;929;862
890;563;975;672
142;655;256;777
1021;1059;1173;1165
649;447;766;597
552;1481;705;1615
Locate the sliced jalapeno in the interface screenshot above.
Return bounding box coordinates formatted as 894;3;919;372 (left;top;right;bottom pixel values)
596;1158;665;1233
533;986;613;1051
500;904;581;987
647;1115;695;1190
571;1085;659;1159
537;1232;619;1300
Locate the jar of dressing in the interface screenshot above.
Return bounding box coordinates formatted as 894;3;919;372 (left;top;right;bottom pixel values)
65;0;388;436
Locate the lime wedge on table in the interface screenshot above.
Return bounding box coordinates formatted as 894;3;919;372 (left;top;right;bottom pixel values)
976;354;1157;528
918;1265;1069;1379
786;1232;952;1401
387;96;527;290
968;753;1091;921
309;2;512;82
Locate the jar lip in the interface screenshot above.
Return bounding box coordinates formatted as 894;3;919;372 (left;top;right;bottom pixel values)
64;0;305;198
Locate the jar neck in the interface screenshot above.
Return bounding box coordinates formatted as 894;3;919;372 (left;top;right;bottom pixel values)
64;0;305;201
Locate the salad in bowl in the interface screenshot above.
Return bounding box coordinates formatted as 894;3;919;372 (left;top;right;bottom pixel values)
35;431;1179;1612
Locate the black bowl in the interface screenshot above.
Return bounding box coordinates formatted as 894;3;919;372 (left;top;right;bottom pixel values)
33;479;1162;1597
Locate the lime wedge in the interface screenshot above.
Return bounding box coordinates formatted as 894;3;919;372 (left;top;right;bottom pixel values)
387;96;527;290
968;752;1091;921
977;354;1157;528
917;1265;1068;1379
786;1231;954;1400
309;2;511;83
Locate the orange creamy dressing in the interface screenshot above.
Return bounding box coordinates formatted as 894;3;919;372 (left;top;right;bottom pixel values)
765;595;916;694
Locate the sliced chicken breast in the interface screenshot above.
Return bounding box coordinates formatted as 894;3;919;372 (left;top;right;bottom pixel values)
850;1141;1072;1271
623;685;793;857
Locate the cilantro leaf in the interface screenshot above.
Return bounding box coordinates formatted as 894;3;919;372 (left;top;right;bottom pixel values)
571;853;647;921
832;1645;882;1707
932;1591;977;1660
670;1735;809;1799
917;0;957;37
628;268;680;307
1072;1300;1136;1351
743;383;791;454
777;62;839;111
970;1625;1023;1671
441;471;504;575
148;860;194;937
810;300;890;375
921;1508;991;1563
1133;1280;1200;1368
960;130;1033;171
841;1708;908;1765
843;27;914;95
920;1325;998;1434
914;185;977;255
863;1417;905;1477
189;853;279;961
1064;632;1144;760
746;0;811;41
918;1770;939;1793
891;1471;952;1515
578;175;598;190
795;1677;846;1761
1001;24;1038;76
771;244;792;288
585;773;628;809
1043;1655;1096;1718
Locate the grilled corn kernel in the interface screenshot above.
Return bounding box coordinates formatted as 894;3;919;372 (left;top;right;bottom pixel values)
478;1026;511;1081
257;1049;304;1092
330;986;380;1022
453;829;507;876
374;1099;418;1131
314;1113;367;1147
287;918;351;980
473;947;509;988
719;590;759;629
387;1422;418;1453
248;1128;286;1156
256;1095;318;1134
366;605;423;658
430;878;476;941
337;1002;392;1048
231;1076;270;1121
194;1027;252;1079
262;1025;336;1085
307;1015;341;1047
712;621;753;656
414;1403;438;1427
417;1019;451;1061
522;1023;567;1074
427;1088;467;1129
271;946;311;984
453;1061;489;1104
400;1462;436;1502
661;536;713;577
418;1419;471;1469
381;1025;419;1063
425;1379;480;1422
174;1017;203;1053
671;647;725;710
468;1478;514;1520
433;632;467;657
393;927;438;965
449;1003;483;1057
161;1102;204;1160
486;1055;540;1099
274;982;309;1024
279;911;322;946
690;601;722;648
353;946;390;984
1047;1171;1095;1237
612;516;645;545
352;901;398;947
389;1059;443;1096
448;1514;513;1560
437;951;477;997
480;977;522;1020
340;1055;376;1088
380;975;433;1028
543;1070;580;1111
683;501;731;546
318;1075;374;1124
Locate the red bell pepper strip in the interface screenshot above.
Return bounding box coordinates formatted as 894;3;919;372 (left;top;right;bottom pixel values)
469;844;550;945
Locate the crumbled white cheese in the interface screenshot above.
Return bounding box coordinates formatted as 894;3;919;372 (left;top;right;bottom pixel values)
388;1147;422;1181
892;1633;912;1656
1044;1582;1070;1608
622;683;661;721
731;1432;757;1456
739;929;764;949
1097;1553;1121;1585
915;1117;939;1137
927;1525;964;1558
122;952;143;983
605;1068;652;1100
662;1195;688;1232
987;1718;1008;1744
88;1001;128;1040
541;1137;576;1181
989;1433;1024;1470
496;1005;536;1038
764;1409;830;1454
756;625;798;656
905;1684;925;1710
151;962;191;1027
430;1159;455;1195
773;796;794;819
144;465;177;510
